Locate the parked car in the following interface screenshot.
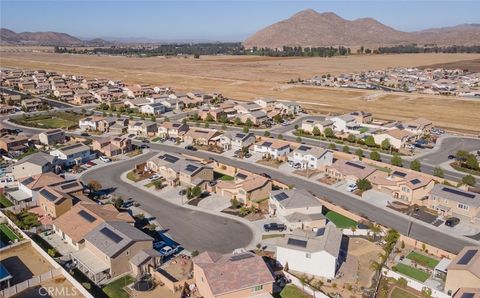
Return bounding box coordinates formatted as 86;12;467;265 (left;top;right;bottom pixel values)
140;144;149;149
346;183;358;192
159;245;178;257
142;139;150;143
153;241;166;250
99;156;111;163
447;154;455;160
149;174;161;181
185;145;197;151
263;223;286;232
80;132;90;137
445;217;460;227
260;173;271;179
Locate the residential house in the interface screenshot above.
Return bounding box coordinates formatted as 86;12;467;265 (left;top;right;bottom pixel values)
325;159;377;184
0;134;29;153
52;202;133;250
50;143;96;166
234;102;262;114
71;221;154;284
184;127;222;146
73;93;95;105
269;189;325;230
275;224;343;279
124;97;151;109
219;132;256;151
198;108;227;122
7;172;64;205
146;153;213;188
98;118;128;134
157;122;189;140
141;102;166;115
193;251;274;298
254;98;277;112
403;118;433;136
21;98;42;111
0;104;15;114
288;145;333;170
301;119;334;135
452;288;480;298
127;121;157;137
123;85;145;98
79;116;105;131
350;111;373;124
445;246;480;295
92;137;132;157
239;110;268;125
160;98;185;111
38;186;73;218
368;170;435;205
426;184;480;223
12;152;57;179
38;129;65;146
275;101;301;115
373;129;415;149
215;170;271;205
253;139;291;159
327;114;359;132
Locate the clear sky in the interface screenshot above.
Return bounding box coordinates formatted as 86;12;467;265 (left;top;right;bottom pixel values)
1;0;479;41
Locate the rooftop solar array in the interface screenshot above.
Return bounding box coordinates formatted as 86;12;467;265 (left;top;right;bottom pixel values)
460;293;475;298
64;143;84;150
22;177;34;185
345;161;365;170
161;154;179;163
410;179;421;185
185;164;199;172
100;227;123;244
297;145;311;151
262;141;272;147
55;197;68;205
196;130;209;134
442;187;476;199
274;192;289;202
230;253;254;262
457;249;478;265
236;173;247;180
78;210;96;223
287;238;308;248
235;133;245;138
392;171;407;178
40;189;58;202
60;181;81;190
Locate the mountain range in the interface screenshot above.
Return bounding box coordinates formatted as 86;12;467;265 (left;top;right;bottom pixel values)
243;9;480;49
0;28;108;46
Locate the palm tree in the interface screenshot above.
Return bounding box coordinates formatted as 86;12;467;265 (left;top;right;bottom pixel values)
370;223;382;241
350;225;357;236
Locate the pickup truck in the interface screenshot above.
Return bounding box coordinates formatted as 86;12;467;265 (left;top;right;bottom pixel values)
263;223;286;232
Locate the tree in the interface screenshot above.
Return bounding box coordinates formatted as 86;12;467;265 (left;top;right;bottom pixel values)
294;124;299;130
370;150;381;161
296;136;302;143
342;145;350;153
391;154;403;167
347;134;356;143
365;136;377;147
153;180;163;189
324;127;334;138
381;139;391;150
273;114;282;123
433;167;444;178
263;131;270;137
277;134;284;140
397;277;408;288
150;115;156;122
456;150;469;161
356;179;372;191
462;174;476;186
355;148;364;159
369;223;382;241
369;260;382;272
204;122;209;128
191;186;202;198
410;159;422;172
350;225;357;235
87;180;102;192
193;53;200;59
312;126;321;136
465;154;479;170
205;113;214;122
245;118;253;127
242;126;249;133
328;143;336;150
234;118;242;126
191;250;199;257
113;197;124;209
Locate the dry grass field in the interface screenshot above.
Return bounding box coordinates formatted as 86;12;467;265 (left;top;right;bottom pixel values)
1;51;479;133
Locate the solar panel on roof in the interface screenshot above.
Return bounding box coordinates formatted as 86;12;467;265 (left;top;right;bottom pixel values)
457;249;478;265
287;238;308;248
22;177;34;185
100;227;123;244
262;141;272;147
461;293;475;298
235;133;245;138
60;182;80;190
442;187;476;199
410;179;421;185
230;253;254;262
40;189;58;202
185;164;199;172
78;210;96;223
55;197;68;205
275;192;289;201
298;145;311;151
162;154;179;163
392;171;407;178
345;161;365;169
236;173;247;180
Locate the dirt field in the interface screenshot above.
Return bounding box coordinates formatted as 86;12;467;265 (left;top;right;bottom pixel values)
1;51;479;133
419;58;480;73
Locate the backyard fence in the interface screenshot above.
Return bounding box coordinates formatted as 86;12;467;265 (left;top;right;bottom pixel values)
284;271;329;298
384;269;449;298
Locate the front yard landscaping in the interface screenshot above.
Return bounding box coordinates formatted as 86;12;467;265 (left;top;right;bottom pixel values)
392;263;430;282
279;285;311;298
102;275;134;298
126;170;151;182
324;210;357;229
406;251;439;269
10;111;84;129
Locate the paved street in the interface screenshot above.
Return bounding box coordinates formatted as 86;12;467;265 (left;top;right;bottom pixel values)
417;136;480;165
140;141;478;254
80;151;254;254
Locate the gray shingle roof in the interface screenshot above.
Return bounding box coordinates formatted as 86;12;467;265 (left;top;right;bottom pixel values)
16;152;56;167
430;184;480;208
270;189;321;209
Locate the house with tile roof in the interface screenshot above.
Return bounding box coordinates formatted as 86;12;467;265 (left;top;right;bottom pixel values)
373;128;416;149
325;159;377;184
253;139;291;159
275;224;343;278
157;122;189;140
288;145;333;170
50;143;95;166
445;246;480;295
193;251;274;298
403;117;433;136
301;119;334;135
38;185;73;218
12;152;57;179
426;185;480;223
219;132;256;151
215;170;271;206
92;137;132;157
184;127;222;146
7;172;65;205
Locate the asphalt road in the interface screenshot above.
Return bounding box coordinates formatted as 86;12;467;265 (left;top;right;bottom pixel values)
418;136;480;165
143;142;478;254
80;152;254;253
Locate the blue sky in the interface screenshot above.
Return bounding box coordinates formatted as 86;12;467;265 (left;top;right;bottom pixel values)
1;1;479;41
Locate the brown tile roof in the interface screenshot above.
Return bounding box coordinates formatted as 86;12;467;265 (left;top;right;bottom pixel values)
447;246;480;278
20;172;65;190
384;128;415;140
368;169;432;190
194;251;274;296
328;159;377;180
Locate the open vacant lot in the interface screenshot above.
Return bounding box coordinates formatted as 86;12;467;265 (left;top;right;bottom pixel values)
2;51;479;133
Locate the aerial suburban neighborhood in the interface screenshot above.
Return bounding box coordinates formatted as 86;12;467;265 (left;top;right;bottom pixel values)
1;1;480;298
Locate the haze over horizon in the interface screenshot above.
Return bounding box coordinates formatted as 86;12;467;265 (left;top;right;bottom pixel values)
1;0;480;42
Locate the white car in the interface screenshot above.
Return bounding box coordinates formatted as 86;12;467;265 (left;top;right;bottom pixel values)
99;156;111;163
159;245;178;257
346;183;358;192
153;241;166;250
149;174;161;181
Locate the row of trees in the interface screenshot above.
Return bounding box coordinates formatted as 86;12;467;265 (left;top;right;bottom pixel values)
377;44;480;54
249;46;351;57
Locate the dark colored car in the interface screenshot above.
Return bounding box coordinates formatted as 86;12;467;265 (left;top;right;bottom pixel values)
185;145;197;151
445;217;460;227
263;223;286;232
447;154;455;160
260;173;271;179
140;144;149;149
80;132;90;137
142;139;150;143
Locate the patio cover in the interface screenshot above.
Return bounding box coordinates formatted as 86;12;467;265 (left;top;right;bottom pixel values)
71;248;109;274
7;189;31;203
434;258;452;273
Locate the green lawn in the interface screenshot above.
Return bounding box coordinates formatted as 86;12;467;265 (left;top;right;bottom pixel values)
406;251;440;269
280;285;311;298
102;275;134;298
325;210;357;229
10;112;83;129
390;287;420;298
0;224;19;242
219;175;234;181
126;171;142;182
393;263;430;282
0;194;13;208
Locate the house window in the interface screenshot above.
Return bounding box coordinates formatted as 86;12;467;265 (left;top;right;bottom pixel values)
252;285;263;292
401;187;410;193
306;252;311;258
458;203;469;210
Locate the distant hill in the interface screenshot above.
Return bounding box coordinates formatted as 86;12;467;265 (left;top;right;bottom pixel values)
0;28;109;46
244;9;480;49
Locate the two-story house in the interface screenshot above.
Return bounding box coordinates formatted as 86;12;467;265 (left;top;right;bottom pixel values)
288;145;333;170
